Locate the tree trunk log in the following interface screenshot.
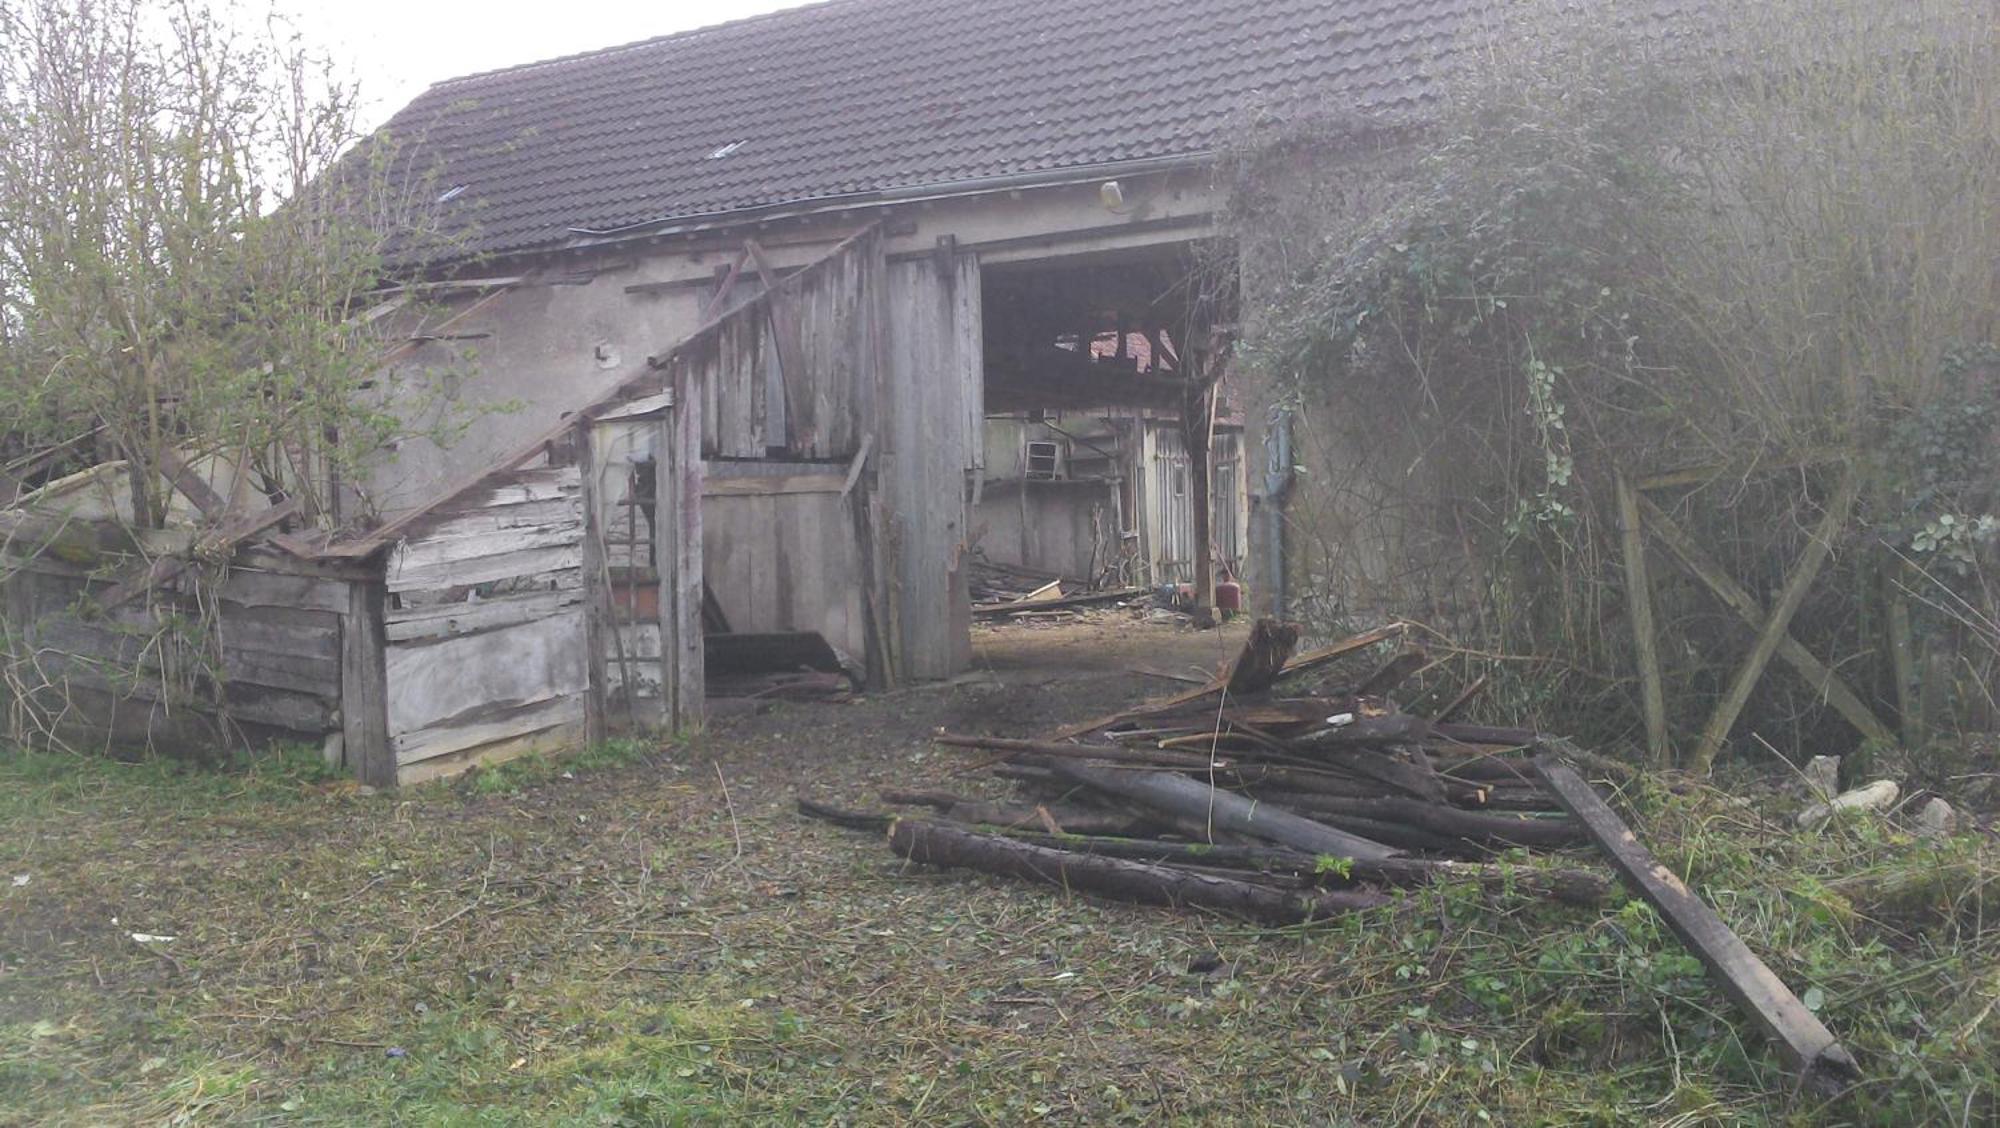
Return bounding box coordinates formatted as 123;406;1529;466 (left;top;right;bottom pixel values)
1051;763;1400;860
1225;617;1302;695
1271;792;1585;849
889;819;1388;924
985;830;1611;906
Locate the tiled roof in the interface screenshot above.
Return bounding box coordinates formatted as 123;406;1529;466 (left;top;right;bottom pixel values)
374;0;1482;260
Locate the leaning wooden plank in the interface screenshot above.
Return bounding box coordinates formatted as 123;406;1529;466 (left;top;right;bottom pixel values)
155;448;229;518
1615;472;1671;764
1051;762;1401;861
93;497;300;611
1532;752;1860;1098
1281;622;1407;678
1635;493;1892;748
888;819;1389;925
1689;470;1859;774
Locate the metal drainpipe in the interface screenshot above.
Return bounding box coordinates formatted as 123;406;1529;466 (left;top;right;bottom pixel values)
1261;406;1294;617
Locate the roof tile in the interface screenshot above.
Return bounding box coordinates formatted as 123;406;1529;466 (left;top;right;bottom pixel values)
376;0;1490;258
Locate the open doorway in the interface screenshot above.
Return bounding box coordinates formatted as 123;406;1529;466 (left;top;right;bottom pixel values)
970;244;1246;613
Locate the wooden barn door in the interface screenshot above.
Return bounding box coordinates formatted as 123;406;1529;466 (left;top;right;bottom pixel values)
580;385;701;738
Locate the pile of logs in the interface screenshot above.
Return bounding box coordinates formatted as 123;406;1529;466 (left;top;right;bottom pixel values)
800;616;1864;1095
803;620;1619;923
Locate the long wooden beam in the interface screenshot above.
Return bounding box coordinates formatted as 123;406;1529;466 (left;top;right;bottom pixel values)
1534;752;1860;1099
1635;493;1893;749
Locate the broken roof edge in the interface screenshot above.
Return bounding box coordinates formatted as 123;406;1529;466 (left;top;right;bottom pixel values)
562;152;1218;245
397;151;1221;276
322;222;887;562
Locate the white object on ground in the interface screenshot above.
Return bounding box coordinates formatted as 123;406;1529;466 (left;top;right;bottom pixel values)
1916;797;1957;838
1796;780;1899;829
1803;755;1840;801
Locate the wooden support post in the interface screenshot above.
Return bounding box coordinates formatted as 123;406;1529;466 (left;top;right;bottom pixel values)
657;369;705;731
341;577;394;788
577;422;611;746
1183;376;1217;625
1689;470;1858;773
1534;752;1860;1098
1882;560;1925;748
1635;493;1892;751
1616;472;1671;765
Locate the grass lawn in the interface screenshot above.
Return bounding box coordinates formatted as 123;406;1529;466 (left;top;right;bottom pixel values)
1;628;1996;1124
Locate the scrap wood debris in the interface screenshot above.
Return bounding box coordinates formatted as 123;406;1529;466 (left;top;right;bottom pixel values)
800;615;1862;1095
969;557;1149;620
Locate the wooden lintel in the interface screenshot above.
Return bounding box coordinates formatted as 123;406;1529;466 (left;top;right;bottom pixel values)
1534;752;1860;1098
701;472;847;498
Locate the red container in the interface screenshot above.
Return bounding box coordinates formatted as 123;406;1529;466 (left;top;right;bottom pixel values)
1215;580;1243;612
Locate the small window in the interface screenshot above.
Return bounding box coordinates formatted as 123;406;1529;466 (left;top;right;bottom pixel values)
1025;440;1061;480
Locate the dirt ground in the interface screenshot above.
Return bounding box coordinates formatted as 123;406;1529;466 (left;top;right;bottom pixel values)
8;612;1379;1126
5;610;1992;1124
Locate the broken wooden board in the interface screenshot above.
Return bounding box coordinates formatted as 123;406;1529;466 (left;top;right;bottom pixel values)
704;631;847;678
972;586;1144;619
1533;751;1860;1098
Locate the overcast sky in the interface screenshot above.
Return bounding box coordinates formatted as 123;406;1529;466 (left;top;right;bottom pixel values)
283;0;811;130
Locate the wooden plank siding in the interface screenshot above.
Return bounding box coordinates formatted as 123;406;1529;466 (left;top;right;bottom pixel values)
690;229;884;461
377;462;593;780
881;250;982;679
0;555;356;757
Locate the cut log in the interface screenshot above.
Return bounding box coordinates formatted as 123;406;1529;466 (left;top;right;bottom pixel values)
1433;721;1539;746
1316;746;1449;804
1050;763;1400;861
1272;792;1585;850
984;831;1611;906
1534;753;1860;1098
1225;617;1302;695
937;799;1157;838
933;733;1227;771
796;797;892;832
888;819;1388;925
